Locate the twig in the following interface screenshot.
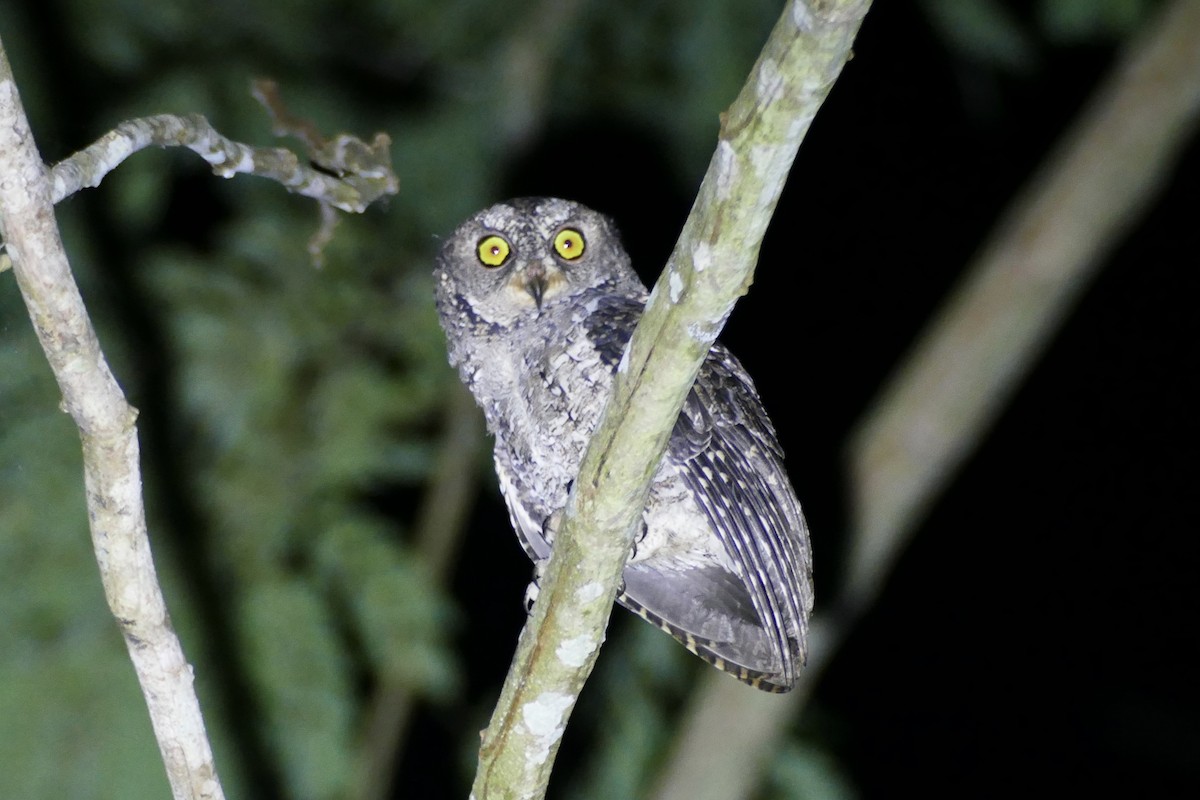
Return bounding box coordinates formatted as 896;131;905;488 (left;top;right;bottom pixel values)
251;78;330;155
0;37;225;800
470;2;871;798
48;103;397;213
649;2;1200;798
250;78;396;186
308;201;341;268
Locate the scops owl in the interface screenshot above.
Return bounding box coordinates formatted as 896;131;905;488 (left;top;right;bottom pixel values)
434;197;812;691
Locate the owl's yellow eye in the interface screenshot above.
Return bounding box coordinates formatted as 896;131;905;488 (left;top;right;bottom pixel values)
477;235;511;268
553;228;586;260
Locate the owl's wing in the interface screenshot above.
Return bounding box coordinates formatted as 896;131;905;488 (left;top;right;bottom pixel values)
584;295;812;691
660;342;812;689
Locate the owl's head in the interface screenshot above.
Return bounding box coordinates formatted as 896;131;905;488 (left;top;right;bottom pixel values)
434;197;643;329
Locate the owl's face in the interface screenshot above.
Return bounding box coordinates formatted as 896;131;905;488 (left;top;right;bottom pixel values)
434;197;642;330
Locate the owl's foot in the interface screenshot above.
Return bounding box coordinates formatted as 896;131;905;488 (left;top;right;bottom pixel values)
542;506;564;547
523;558;549;614
628;520;649;564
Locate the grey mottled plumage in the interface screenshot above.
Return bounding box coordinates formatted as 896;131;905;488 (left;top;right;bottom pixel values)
433;197;813;691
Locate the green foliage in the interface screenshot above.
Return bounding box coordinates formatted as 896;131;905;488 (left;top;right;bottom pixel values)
135;180;458;796
919;0;1156;72
315;520;460;695
1037;0;1155;42
240;578;356;799
552;0;781;177
0;295;168;798
4;0;477;791
921;0;1038;72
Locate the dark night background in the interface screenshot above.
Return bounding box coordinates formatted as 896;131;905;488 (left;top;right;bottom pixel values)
0;1;1195;798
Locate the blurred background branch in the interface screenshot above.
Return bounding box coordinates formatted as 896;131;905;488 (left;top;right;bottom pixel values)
844;0;1200;610
650;2;1200;798
352;382;482;800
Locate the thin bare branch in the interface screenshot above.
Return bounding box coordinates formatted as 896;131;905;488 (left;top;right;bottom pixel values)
308;201;341;268
470;2;872;798
251;78;329;155
48;102;397;212
0;36;225;800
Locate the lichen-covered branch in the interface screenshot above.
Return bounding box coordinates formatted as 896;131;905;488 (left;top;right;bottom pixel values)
469;2;871;798
0;37;225;800
649;2;1200;799
48;91;397;213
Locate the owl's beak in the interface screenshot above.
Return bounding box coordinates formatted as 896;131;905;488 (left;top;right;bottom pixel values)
508;260;564;310
525;274;547;309
520;262;550;309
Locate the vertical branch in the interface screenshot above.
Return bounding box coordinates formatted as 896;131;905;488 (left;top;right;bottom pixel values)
0;37;226;800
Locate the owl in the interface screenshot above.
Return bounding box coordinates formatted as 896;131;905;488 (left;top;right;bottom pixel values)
434;197;812;691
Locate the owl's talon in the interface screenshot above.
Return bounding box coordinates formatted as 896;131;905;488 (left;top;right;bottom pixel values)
542;509;563;547
524;558;548;614
628;521;648;563
523;580;539;613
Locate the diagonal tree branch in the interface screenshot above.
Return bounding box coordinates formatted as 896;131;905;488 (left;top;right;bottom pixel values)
469;2;872;798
